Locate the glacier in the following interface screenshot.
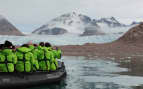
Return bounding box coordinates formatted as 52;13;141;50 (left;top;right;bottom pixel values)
0;33;124;46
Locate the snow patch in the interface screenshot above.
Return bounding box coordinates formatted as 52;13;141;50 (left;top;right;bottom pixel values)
98;23;132;34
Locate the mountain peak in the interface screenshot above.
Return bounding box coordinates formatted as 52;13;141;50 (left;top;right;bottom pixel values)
60;12;78;17
50;12;92;27
99;16;119;23
32;12;134;35
110;17;118;21
32;12;100;35
52;12;81;23
0;14;24;36
96;16;126;27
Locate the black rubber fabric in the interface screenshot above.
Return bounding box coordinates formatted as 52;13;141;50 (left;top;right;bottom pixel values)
0;62;66;88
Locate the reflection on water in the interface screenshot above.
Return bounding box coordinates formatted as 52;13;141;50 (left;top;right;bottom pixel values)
28;56;143;89
119;58;143;76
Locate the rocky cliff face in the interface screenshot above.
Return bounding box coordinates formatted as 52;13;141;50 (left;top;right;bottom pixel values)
0;15;24;36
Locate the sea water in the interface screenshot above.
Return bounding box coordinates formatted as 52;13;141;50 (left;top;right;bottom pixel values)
27;56;143;89
0;33;123;46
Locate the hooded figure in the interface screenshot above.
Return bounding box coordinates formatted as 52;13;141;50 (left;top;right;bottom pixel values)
51;48;62;69
15;44;35;72
44;42;58;71
52;47;62;59
37;45;50;71
29;45;39;71
0;41;17;72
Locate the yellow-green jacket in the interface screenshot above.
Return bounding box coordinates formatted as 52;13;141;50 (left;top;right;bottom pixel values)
15;47;35;72
44;47;58;71
0;49;17;72
29;45;39;71
37;46;50;71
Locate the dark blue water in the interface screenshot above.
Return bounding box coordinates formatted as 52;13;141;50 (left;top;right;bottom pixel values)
27;56;143;89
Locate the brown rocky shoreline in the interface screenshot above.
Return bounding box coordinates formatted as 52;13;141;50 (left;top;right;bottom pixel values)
59;41;143;59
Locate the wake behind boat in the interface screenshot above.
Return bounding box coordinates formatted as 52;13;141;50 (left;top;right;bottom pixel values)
0;61;66;88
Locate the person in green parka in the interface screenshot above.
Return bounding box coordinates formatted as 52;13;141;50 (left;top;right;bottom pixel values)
52;46;62;59
15;44;35;72
52;47;62;69
44;42;59;71
37;42;50;71
29;44;39;71
0;41;17;72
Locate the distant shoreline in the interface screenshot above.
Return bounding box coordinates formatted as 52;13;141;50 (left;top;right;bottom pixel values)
58;41;143;60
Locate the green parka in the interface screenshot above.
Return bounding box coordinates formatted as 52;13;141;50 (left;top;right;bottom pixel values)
15;47;35;72
37;46;50;71
56;49;62;59
44;47;58;71
52;49;62;59
0;49;17;72
29;45;39;71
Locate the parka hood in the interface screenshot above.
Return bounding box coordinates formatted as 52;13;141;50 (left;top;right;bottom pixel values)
44;47;52;51
29;45;35;50
37;46;44;50
2;49;13;55
17;47;31;53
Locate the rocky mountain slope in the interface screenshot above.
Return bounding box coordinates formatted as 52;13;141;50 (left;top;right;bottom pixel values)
0;15;24;36
118;22;143;43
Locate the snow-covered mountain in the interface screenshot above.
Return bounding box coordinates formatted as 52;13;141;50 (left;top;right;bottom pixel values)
32;12;138;36
32;12;104;36
95;17;140;34
0;15;24;36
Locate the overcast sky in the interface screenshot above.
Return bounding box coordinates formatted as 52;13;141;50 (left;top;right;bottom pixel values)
0;0;142;33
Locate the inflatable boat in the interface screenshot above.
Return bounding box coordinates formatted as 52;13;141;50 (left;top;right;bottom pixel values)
0;61;66;88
